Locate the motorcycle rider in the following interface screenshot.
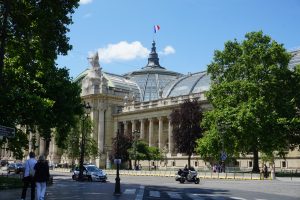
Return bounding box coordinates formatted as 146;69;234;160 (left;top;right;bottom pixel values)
182;165;189;177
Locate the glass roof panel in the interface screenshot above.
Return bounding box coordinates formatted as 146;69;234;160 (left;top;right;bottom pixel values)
289;49;300;70
192;74;211;93
167;72;205;97
130;73;178;101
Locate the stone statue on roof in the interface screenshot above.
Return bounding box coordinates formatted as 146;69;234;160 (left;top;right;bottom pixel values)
88;52;101;69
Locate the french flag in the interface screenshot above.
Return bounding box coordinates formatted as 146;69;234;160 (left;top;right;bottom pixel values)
154;25;160;33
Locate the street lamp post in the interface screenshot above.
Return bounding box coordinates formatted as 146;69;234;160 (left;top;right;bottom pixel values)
78;102;91;181
114;129;121;195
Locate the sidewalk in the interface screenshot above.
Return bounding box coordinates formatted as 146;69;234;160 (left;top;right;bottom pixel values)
0;188;138;200
275;177;300;182
0;176;139;200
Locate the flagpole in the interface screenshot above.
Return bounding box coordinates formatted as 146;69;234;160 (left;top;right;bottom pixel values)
153;25;160;42
153;25;155;41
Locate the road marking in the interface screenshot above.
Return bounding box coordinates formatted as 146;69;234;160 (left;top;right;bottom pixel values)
188;193;225;200
166;191;182;199
124;189;136;194
149;190;160;197
135;186;144;200
255;199;268;200
230;197;247;200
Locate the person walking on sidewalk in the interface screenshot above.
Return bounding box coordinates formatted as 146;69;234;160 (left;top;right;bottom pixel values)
34;155;50;200
21;151;37;200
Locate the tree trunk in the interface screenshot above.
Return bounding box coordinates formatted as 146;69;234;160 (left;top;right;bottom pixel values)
252;148;260;173
0;0;9;83
128;159;132;170
188;154;191;168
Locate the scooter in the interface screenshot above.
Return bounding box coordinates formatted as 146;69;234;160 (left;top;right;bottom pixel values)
175;169;200;184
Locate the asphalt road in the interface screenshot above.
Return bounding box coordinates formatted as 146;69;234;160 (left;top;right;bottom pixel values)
0;171;299;200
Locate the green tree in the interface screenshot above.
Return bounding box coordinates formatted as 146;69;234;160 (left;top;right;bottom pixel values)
146;146;162;170
112;131;133;169
64;116;98;167
170;99;203;168
0;0;81;157
197;31;300;172
128;140;149;166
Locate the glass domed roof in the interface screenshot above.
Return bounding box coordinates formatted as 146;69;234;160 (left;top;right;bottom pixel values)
289;48;300;70
162;71;211;98
125;41;182;102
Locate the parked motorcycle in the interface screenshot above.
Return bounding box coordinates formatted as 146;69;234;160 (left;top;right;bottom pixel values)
175;168;200;184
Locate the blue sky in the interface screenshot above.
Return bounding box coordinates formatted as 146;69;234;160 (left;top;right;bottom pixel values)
56;0;300;79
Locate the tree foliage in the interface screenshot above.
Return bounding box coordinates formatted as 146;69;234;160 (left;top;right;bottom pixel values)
64;116;98;164
128;140;162;163
170;99;203;167
0;0;81;157
112;131;162;169
112;131;133;163
196;31;300;172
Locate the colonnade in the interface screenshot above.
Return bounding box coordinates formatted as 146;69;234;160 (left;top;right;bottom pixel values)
118;116;174;154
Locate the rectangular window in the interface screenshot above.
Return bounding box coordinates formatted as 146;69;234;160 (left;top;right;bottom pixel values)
249;161;253;168
282;161;286;168
195;161;198;167
172;161;176;167
235;161;240;167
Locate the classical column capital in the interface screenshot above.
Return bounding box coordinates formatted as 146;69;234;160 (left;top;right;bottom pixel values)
148;118;154;122
97;100;107;111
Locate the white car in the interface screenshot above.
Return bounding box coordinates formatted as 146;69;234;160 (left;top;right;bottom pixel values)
72;164;107;182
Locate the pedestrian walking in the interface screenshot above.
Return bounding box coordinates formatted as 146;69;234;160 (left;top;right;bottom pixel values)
21;151;37;200
34;155;50;200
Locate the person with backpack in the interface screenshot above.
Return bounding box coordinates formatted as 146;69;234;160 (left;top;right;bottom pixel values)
34;155;50;200
21;151;37;200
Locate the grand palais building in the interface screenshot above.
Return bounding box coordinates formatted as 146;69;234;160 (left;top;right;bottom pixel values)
2;41;300;170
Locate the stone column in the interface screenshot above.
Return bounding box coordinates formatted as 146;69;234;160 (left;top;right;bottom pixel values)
158;117;163;149
39;136;45;155
98;109;105;153
124;121;128;134
113;119;118;137
131;120;136;133
140;119;145;139
28;131;32;151
148;118;153;146
91;107;98;141
49;137;59;164
168;117;173;154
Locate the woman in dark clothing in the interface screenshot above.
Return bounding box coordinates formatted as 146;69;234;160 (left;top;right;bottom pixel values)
34;155;50;200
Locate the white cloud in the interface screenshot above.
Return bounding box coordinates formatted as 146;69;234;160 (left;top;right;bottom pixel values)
161;46;175;55
79;0;93;5
97;41;149;63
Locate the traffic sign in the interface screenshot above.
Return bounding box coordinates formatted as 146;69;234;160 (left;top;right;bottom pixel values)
114;159;121;164
0;125;15;138
221;151;227;161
